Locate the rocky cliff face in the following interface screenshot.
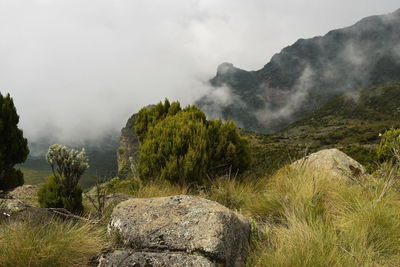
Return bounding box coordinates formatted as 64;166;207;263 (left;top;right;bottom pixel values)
197;9;400;133
116;113;139;179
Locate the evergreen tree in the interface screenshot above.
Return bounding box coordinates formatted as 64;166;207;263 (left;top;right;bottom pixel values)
0;93;29;191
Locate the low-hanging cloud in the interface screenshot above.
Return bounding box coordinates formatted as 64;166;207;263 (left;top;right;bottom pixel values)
0;0;398;144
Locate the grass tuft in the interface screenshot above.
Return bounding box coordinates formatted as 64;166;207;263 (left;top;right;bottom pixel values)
0;218;107;267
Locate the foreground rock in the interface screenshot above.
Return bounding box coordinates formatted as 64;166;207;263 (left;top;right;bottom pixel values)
8;185;39;206
102;195;250;266
98;250;214;267
0;186;51;224
292;148;367;180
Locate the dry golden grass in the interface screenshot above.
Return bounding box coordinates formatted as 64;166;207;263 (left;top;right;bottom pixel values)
0;218;107;267
89;162;400;266
247;165;400;266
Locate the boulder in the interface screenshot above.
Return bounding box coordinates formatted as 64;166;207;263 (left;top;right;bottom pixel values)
0;185;52;224
8;185;39;206
106;195;250;266
0;198;52;224
98;250;215;267
0;198;26;212
292;148;367;180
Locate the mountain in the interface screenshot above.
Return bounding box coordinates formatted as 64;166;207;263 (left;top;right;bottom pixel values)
197;9;400;133
245;82;400;178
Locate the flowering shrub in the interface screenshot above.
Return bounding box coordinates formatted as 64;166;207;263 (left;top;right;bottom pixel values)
38;144;89;212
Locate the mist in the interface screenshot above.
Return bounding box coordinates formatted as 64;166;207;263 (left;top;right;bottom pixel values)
1;0;399;144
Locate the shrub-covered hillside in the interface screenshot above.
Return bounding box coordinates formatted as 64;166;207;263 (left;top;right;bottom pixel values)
244;82;400;177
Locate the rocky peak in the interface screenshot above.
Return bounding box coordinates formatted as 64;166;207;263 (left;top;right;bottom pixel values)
197;8;400;134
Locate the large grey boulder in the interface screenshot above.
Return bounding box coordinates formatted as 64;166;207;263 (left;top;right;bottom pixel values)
105;195;250;266
98;250;215;267
291;148;367;180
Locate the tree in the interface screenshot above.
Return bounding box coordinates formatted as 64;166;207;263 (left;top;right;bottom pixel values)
38;144;89;212
0;93;29;191
136;102;251;186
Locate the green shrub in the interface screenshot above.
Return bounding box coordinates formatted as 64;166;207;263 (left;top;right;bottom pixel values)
38;175;83;212
136;102;251;186
135;99;182;143
377;128;400;163
40;144;89;212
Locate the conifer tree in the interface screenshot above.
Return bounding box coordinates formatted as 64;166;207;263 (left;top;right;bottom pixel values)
0;93;29;191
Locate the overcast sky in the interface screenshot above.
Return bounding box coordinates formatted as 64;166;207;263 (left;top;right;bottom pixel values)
0;0;399;143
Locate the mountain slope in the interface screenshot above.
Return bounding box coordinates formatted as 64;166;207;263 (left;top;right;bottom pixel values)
245;82;400;177
198;9;400;133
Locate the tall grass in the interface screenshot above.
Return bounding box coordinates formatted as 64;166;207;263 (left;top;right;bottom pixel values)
95;163;400;266
0;218;107;267
248;165;400;266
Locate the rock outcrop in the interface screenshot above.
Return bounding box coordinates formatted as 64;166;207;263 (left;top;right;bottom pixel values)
117;113;139;178
291;148;367;180
100;195;251;266
98;250;214;267
0;185;51;224
8;185;39;206
198;9;400;133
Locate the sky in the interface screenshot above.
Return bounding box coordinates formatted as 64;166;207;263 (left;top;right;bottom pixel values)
0;0;399;143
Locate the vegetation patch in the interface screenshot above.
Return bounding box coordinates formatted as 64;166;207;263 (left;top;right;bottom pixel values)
0;218;106;267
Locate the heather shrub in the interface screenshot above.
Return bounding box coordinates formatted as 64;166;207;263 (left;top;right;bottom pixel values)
136;101;251;186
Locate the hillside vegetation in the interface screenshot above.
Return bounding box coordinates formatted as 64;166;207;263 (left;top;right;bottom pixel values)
244;82;400;178
95;158;400;266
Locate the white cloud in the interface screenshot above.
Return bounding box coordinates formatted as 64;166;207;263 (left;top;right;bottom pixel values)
0;0;398;142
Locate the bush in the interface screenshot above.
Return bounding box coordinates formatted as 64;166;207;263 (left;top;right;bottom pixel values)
136;102;251;186
135;99;182;143
38;175;83;212
0;93;29;191
38;144;89;212
0;218;106;267
377;128;400;163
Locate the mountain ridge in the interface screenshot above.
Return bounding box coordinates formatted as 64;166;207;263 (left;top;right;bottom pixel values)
198;9;400;133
